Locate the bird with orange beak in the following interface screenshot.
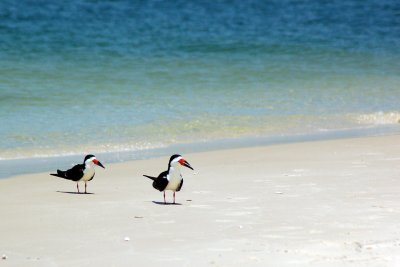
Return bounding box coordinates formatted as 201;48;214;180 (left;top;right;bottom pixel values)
143;154;194;204
51;154;105;193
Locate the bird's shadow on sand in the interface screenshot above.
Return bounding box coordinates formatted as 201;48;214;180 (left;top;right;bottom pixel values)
152;201;182;205
56;191;95;195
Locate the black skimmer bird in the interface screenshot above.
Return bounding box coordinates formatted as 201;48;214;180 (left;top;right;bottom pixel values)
51;154;105;193
143;154;194;204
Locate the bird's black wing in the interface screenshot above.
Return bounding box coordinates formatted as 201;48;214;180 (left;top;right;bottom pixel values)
152;171;169;192
176;179;184;192
143;175;157;180
88;173;95;181
64;164;85;181
50;169;66;178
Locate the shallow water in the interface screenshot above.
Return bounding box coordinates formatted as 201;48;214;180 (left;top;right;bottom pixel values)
1;0;399;165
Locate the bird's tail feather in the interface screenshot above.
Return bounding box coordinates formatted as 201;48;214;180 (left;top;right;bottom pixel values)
143;175;156;181
50;170;67;179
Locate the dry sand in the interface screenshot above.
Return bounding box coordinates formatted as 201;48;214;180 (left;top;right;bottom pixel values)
1;135;400;266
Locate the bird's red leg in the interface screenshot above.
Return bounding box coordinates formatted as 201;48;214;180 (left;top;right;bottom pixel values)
77;183;80;193
173;192;176;204
85;182;87;194
163;191;166;204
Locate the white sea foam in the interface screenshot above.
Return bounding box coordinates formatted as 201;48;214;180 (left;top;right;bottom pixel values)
356;112;400;125
0;142;167;161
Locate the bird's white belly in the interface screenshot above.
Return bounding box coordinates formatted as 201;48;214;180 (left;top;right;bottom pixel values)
165;174;182;191
81;168;95;181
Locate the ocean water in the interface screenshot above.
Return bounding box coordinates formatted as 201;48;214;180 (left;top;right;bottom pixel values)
1;0;400;176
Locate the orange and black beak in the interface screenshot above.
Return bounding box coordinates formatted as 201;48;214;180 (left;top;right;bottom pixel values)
93;159;105;169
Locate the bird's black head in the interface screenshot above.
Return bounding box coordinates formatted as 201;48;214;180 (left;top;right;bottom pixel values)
168;154;194;170
169;154;182;164
83;154;105;169
84;154;96;163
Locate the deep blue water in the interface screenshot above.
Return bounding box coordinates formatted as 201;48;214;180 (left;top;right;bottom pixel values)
0;0;400;165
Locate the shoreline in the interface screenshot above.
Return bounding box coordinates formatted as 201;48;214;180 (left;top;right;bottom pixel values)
1;134;400;266
1;125;400;180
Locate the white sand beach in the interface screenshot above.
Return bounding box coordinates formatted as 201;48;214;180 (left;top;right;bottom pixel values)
1;135;400;266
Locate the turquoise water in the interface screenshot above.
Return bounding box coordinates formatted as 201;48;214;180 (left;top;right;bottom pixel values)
1;0;400;165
